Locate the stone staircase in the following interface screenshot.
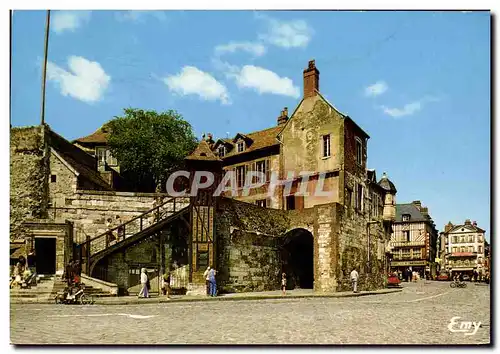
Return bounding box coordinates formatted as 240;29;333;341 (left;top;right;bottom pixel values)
10;275;113;304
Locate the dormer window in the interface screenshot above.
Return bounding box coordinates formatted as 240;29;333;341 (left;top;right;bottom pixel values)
218;146;226;158
237;141;245;153
402;214;411;222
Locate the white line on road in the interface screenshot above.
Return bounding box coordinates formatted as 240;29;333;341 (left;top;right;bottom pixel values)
404;291;450;303
47;313;157;319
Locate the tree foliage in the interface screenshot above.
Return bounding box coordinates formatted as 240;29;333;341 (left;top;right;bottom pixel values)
107;108;198;192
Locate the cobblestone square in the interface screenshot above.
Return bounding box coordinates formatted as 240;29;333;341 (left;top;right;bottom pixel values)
10;281;490;345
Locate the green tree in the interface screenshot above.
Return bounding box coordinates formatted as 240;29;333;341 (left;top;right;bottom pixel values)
107;108;198;192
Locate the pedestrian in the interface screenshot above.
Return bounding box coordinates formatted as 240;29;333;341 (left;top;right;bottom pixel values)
203;266;211;296
281;272;287;296
407;268;412;283
161;273;170;298
64;259;74;287
350;268;359;293
208;267;217;297
138;268;150;298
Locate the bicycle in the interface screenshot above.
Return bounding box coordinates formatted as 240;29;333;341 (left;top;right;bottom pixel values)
450;280;467;288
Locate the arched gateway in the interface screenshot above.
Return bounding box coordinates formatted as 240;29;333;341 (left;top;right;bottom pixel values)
281;228;314;289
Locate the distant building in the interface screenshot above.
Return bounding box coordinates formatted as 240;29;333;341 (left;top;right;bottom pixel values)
440;220;487;278
389;201;439;277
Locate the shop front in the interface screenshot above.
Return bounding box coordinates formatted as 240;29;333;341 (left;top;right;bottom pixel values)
390;260;427;279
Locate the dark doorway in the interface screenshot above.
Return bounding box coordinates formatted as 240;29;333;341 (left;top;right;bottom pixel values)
281;229;314;289
286;195;295;210
35;237;56;274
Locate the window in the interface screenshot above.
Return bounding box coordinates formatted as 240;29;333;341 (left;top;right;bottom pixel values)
460;236;465;243
96;147;106;163
322;134;331;158
237;141;245;153
218;146;226;158
355;184;363;211
453;236;458;244
460;247;465;253
197;250;208;270
256;199;267;208
106;149;118;166
50;175;57;183
372;193;379;217
469;246;474;253
236;165;246;188
453;247;457;253
402;230;410;242
255;160;269;182
286;195;295;210
412;248;422;259
401;249;411;259
477;235;482;242
478;246;483;253
468;235;474;243
402;214;411;222
355;138;363;165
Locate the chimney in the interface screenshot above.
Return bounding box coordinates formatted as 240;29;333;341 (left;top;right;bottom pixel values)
465;219;471;225
277;107;289;126
445;222;453;232
303;60;319;98
473;221;477;227
412;200;422;210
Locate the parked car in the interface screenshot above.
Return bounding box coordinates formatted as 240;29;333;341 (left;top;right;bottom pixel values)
387;273;401;287
463;274;471;281
436;274;450;281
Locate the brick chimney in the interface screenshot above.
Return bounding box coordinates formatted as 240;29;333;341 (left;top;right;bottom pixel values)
412;200;422;210
303;60;319;98
277;107;289;125
445;222;453;232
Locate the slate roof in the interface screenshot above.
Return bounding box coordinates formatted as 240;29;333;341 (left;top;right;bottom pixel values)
220;126;282;159
185;140;221;161
378;173;397;193
395;203;430;223
47;127;112;190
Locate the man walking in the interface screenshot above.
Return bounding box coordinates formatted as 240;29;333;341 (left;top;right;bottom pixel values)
203;266;211;296
350;268;359;293
208;267;217;297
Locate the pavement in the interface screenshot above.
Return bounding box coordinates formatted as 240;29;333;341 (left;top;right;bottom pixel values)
10;281;490;345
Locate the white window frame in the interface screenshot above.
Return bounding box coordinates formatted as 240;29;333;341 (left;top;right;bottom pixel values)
322;134;331;158
237;140;245;153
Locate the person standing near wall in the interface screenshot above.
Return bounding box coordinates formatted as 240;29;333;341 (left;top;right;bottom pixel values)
203;266;211;296
208;267;217;297
138;268;149;298
350;268;359;293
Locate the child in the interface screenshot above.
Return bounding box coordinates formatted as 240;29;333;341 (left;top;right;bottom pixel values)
281;272;287;296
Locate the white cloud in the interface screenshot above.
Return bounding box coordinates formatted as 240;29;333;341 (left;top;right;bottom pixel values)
164;66;230;104
46;56;111;103
365;81;388;97
258;15;313;49
228;65;300;98
380;96;440;118
115;10;167;23
52;11;91;34
215;41;266;57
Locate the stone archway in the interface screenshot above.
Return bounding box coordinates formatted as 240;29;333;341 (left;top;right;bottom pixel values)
281;228;314;289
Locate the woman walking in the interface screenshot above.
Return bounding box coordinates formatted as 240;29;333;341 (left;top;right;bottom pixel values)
138;268;150;298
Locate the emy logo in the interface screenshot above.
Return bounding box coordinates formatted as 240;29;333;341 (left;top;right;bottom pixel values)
447;316;481;336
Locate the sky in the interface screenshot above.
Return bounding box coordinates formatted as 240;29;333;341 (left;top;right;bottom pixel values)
10;10;491;239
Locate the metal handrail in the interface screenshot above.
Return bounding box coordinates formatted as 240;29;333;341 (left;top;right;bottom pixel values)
78;197;178;248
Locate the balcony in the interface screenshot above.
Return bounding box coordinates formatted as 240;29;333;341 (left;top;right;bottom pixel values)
448;252;477;258
390;241;426;248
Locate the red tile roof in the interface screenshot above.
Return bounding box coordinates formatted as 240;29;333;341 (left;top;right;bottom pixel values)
221;125;282;158
73;125;110;145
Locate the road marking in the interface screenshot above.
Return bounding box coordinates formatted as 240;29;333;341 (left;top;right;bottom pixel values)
48;313;157;319
404;291;449;303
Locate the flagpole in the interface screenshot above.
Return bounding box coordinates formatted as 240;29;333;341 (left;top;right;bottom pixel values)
40;10;50;125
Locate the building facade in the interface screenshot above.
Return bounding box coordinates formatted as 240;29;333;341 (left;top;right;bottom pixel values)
390;201;439;277
440;220;487;278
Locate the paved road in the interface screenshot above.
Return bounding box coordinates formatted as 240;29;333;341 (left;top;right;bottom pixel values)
10;281;490;345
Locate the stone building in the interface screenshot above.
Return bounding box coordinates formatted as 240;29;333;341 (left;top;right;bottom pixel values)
440;220;487;278
184;60;398;293
389;201;439;277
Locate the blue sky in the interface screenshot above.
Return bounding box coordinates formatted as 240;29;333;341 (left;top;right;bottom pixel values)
11;10;490;239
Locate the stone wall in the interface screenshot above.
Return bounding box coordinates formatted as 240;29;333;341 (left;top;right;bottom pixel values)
10;126;50;240
51;191;183;243
48;150;78;209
